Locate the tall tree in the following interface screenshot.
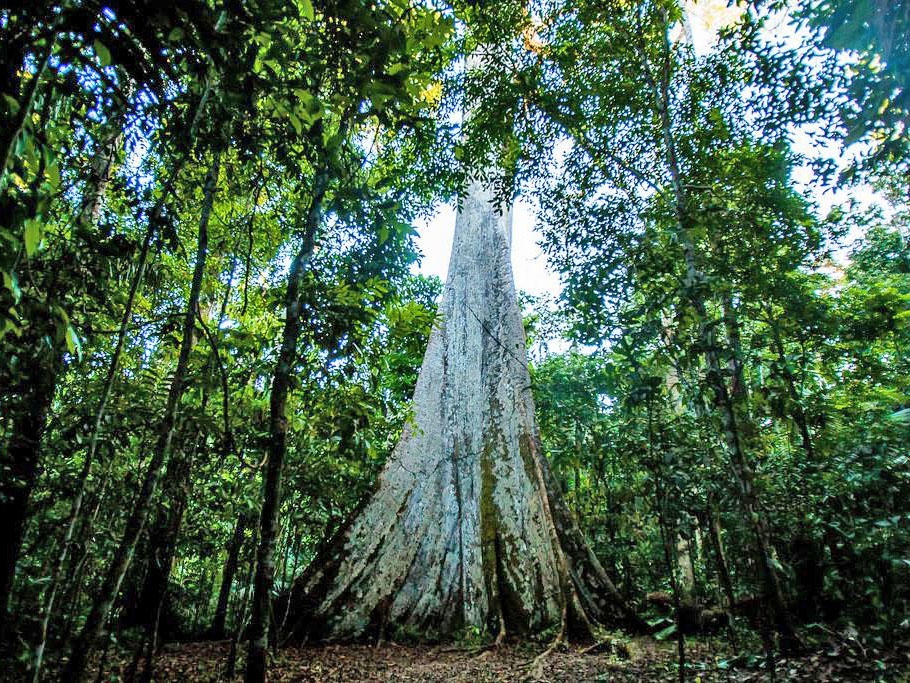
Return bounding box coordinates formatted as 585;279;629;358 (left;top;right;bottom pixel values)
284;10;643;638
288;173;641;642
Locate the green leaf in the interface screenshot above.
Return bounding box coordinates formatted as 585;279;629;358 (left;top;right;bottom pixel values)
2;94;20;116
65;325;82;359
24;219;42;257
2;270;20;302
0;317;21;343
288;113;303;136
45;161;60;190
93;40;112;67
654;623;678;640
298;0;315;21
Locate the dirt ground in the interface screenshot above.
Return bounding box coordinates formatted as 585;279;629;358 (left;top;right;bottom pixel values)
94;635;910;682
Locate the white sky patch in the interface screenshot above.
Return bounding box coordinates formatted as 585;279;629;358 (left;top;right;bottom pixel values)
413;199;561;298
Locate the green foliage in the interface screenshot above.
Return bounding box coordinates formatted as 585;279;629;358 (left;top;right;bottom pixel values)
521;0;910;651
0;0;908;676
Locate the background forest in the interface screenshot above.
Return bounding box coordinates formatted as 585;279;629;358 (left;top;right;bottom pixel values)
0;0;908;681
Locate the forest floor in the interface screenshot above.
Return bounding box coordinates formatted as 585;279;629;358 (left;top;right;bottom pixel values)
92;634;910;682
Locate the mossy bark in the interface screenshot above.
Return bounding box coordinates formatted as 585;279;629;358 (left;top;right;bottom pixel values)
287;181;642;643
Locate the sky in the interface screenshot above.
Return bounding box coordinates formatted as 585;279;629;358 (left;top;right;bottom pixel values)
412;199;558;297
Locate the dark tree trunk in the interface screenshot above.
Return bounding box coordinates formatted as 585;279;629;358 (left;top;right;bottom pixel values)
0;41;50;182
31;111;127;682
765;311;815;462
638;11;801;653
721;291;749;405
245;163;329;683
131;434;197;630
0;359;57;641
0;39;54;643
226;523;258;680
211;511;250;639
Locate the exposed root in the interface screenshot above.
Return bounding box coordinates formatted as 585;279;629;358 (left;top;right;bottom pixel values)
473;626;508;660
524;636;567;681
578;636;631;659
524;610;568;681
471;643;498;659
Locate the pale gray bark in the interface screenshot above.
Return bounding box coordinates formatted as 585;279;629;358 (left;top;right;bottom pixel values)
288;180;639;642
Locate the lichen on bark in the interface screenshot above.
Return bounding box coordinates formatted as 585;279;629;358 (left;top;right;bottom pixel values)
286;180;641;643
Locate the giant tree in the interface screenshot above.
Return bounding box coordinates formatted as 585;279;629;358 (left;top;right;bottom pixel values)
282;5;642;646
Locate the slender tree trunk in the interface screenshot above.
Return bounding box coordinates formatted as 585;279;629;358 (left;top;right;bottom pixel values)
49;112;199;650
0;359;57;642
0;40;57;638
245;163;329;683
765;311;815;462
58;449;119;655
0;41;51;186
193;570;215;634
721;292;749;405
212;512;250;639
131;427;200;631
226;523;259;680
702;508;735;611
129;432;197;652
682;191;800;655
658;497;686;683
0;72;55;645
649;404;685;683
25;84;190;662
137;595;165;683
675;533;696;604
62;153;220;682
701;506;739;650
279;532;302;636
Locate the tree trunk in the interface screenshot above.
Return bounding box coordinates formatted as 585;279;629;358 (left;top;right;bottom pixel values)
0;358;57;642
62;153;219;682
130;433;197;630
0;41;51;186
702;508;735;610
211;511;250;639
720;291;749;406
765;310;815;462
285;180;642;646
0;47;56;642
675;533;695;603
244;163;330;683
226;522;258;680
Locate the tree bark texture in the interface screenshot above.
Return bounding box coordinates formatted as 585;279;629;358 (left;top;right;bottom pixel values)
286;181;641;644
